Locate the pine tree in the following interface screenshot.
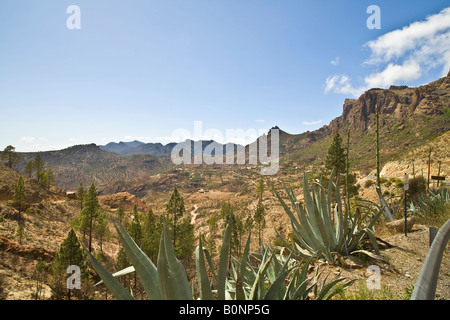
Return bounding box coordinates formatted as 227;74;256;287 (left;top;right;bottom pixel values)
33;154;45;183
95;211;110;253
51;229;88;299
176;216;196;261
254;198;265;247
142;208;161;262
116;199;125;222
39;172;49;189
128;205;143;248
80;183;101;252
221;201;243;257
325;132;346;182
115;247;130;289
76;183;85;210
33;257;46;300
15;224;25;244
13;176;26;223
46;167;55;188
166;187;185;247
254;178;266;246
24;160;34;178
1;145;20;169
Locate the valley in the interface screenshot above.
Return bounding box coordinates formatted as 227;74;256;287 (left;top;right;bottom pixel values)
0;73;449;300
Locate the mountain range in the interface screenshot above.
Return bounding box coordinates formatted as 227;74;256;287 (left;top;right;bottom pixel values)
99;140;244;157
13;71;450;194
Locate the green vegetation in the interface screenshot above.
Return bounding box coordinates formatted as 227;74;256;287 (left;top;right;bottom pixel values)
165;187;195;260
409;188;450;227
275;171;383;262
15;223;25;244
166;186;185;247
12;175;26;223
336;280;413;300
1;145;21;169
86;218;352;300
50;229;90;299
325;132;346;182
71;183;106;253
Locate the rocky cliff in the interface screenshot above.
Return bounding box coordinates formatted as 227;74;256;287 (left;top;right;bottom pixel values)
326;71;450;134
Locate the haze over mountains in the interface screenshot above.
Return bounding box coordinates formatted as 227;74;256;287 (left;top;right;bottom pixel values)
99;140;245;157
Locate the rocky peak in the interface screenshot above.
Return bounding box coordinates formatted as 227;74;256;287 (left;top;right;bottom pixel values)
325;72;449;134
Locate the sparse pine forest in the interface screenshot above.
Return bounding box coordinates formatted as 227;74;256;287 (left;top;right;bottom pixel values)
0;75;449;301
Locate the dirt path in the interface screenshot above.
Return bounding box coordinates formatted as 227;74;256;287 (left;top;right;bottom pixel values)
190;204;199;224
328;224;450;299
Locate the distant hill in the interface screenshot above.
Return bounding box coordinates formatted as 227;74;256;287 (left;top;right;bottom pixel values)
12;72;449;194
16;144;171;195
100;140;244;157
280;71;450;173
99;140;145;154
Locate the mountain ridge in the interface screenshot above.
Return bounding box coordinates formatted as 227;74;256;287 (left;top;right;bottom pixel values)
11;72;449;192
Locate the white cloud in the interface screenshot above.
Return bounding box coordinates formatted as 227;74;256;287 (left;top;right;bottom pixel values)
324;7;450;97
324;74;365;97
123;135;180;144
19;136;48;144
365;7;450;64
364;61;422;88
255;119;265;123
302;120;323;126
330;57;340;66
19;136;37;144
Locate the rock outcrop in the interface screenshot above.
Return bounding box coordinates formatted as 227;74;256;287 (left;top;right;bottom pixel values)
324;72;450;134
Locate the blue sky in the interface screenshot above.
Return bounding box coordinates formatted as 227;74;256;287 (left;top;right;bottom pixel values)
1;0;449;151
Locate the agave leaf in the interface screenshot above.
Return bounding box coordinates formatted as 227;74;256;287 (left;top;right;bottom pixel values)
296;201;324;254
114;220;161;300
275;186;317;253
264;253;293;300
156;230;178;299
83;245;134;300
94;266;135;286
236;233;252;300
363;228;380;255
302;174;326;249
264;268;291;300
217;221;232;300
277;186;320;254
334;179;346;248
248;250;274;300
161;220;192;300
275;188;302;232
376;187;395;221
196;236;214;300
201;247;217;283
316;274;353;300
311;183;332;256
318;177;337;250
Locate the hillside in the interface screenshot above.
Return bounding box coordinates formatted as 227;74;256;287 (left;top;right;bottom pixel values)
282;72;450;172
16;144;172;195
0;73;449;301
10;73;448;198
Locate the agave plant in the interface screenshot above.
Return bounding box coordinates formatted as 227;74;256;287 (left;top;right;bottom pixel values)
84;218;234;300
228;235;353;300
85;215;352;300
275;171;384;262
409;188;450;221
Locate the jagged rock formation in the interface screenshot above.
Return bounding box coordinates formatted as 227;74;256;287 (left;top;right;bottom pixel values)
325;72;450;134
